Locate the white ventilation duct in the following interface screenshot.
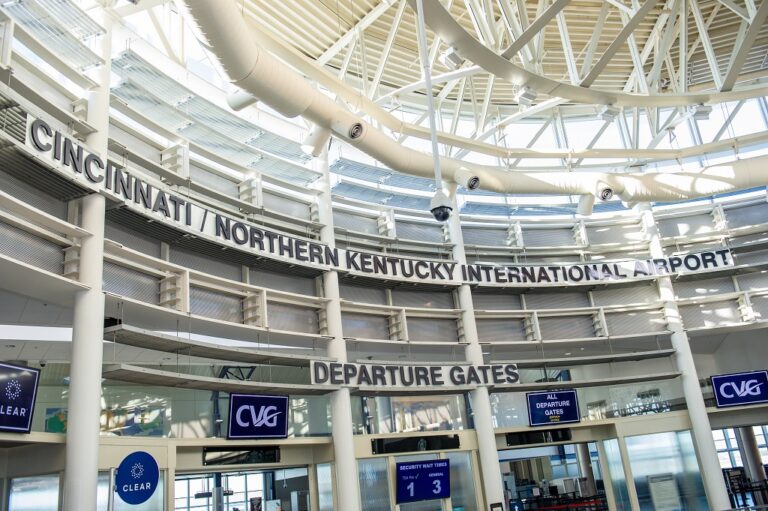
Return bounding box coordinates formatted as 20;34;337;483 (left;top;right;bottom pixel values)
181;0;768;205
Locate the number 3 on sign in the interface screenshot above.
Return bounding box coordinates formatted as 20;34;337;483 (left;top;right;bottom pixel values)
432;480;441;494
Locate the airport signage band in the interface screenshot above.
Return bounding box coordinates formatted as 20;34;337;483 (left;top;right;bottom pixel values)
311;361;520;388
0;362;40;434
26;117;734;286
711;370;768;408
396;460;450;504
227;394;289;439
527;390;580;427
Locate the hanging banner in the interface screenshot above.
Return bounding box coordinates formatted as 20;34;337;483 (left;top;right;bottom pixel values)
527;390;580;426
227;394;288;439
395;460;450;504
25;116;734;287
0;362;40;434
115;451;159;505
711;370;768;408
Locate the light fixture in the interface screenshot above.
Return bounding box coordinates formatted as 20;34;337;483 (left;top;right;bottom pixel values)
598;105;620;122
514;86;536;106
439;47;464;70
690;104;712;120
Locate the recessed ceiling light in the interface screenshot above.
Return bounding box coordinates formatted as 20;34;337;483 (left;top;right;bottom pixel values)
564;352;572;356
4;344;15;348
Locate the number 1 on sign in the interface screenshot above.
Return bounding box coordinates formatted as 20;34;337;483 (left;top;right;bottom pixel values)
407;482;414;497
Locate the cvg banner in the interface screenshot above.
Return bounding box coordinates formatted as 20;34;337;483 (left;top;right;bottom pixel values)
228;394;289;439
0;362;40;434
311;361;520;388
25;117;734;287
527;390;580;426
711;370;768;408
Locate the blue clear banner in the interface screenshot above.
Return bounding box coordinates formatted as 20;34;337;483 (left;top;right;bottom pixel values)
116;451;159;505
527;390;580;427
395;460;450;504
0;362;39;434
227;394;288;439
712;370;768;408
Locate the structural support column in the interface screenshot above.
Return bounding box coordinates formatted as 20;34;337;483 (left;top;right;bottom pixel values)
736;427;766;484
575;443;597;497
63;11;112;511
637;203;732;511
314;146;362;511
447;192;506;509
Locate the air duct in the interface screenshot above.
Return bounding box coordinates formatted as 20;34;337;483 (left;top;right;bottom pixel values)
181;0;768;206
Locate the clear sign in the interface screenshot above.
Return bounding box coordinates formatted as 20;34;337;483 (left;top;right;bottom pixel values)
227;394;288;439
116;451;159;505
711;370;768;408
0;362;40;433
395;460;450;504
527;390;580;427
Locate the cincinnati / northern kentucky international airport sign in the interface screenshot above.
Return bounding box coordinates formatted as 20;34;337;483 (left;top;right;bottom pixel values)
311;361;520;388
26;116;734;286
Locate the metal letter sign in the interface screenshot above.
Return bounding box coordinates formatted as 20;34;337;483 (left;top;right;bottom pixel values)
395;460;450;504
227;394;288;439
0;362;39;433
116;451;159;505
527;390;580;427
711;370;768;408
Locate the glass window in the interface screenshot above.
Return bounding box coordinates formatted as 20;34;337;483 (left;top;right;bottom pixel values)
8;474;60;511
97;471;165;511
359;458;390;511
316;463;333;511
445;451;478;511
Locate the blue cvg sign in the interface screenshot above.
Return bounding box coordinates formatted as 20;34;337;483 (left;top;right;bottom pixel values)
527;390;580;427
227;394;288;439
712;370;768;408
0;362;40;434
396;460;450;504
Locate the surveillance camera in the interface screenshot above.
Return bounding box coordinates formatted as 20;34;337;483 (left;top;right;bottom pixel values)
39;360;46;368
429;190;453;222
595;181;613;201
454;167;480;190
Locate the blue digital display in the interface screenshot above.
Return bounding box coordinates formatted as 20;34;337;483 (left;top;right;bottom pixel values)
395;459;450;504
116;451;159;505
527;390;580;427
712;370;768;408
0;362;40;434
227;394;288;439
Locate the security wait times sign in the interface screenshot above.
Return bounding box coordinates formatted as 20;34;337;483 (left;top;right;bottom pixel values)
396;460;450;504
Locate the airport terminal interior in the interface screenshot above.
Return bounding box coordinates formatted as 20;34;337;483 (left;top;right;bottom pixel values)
0;0;767;510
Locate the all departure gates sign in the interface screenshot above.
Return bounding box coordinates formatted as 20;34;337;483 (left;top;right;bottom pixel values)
527;390;580;426
25;116;735;287
396;460;450;504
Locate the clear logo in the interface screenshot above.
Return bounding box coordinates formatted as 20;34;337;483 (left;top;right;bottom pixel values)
4;380;21;401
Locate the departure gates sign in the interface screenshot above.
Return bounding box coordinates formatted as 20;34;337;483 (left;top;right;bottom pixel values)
396;460;450;504
711;370;768;408
527;390;580;426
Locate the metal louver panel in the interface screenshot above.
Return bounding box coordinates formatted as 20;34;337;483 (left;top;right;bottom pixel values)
262;191;311;221
267;302;318;334
170;246;241;281
406;318;458;342
674;277;736;298
471;293;522;310
0;221;63;273
395;220;444;243
586;223;644;245
748;295;768;321
657;214;714;238
679;300;740;329
476;318;527;342
539;316;594;340
102;262;159;304
462;227;508;246
333;210;379;234
604;310;667;335
592;282;659;306
251;269;317;296
524;292;590;310
391;290;454;309
342;312;390;339
340;284;386;304
725;203;768;229
734;250;768;266
0;168;67;218
105;221;161;258
522;228;574;247
736;271;768;291
190;286;243;323
189;163;238;196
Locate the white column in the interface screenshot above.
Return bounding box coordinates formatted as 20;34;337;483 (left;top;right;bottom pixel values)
63;13;112;511
736;427;766;484
315;146;362;511
637;203;731;511
616;435;641;510
576;443;597;497
446;193;506;509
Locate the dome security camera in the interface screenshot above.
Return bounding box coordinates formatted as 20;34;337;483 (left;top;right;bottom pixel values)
39;360;47;368
429;190;453;222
